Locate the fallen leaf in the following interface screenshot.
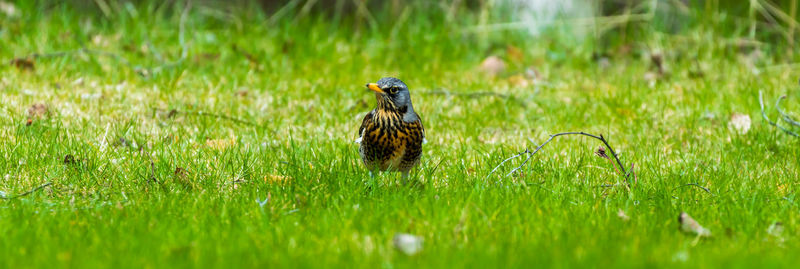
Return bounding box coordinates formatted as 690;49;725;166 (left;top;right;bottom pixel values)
122;42;138;53
393;233;423;255
506;45;524;63
59;31;72;41
114;137;131;148
174;167;189;178
63;154;76;165
206;138;235;150
193;53;220;63
650;51;665;74
679;212;711;237
617;209;630;221
27;103;49;118
615;44;632;57
729;113;751;134
766;221;785;245
766;221;784;238
507;75;530;87
264;174;293;184
466;168;475;176
294;194;307;207
643;72;658;82
281;39;294;54
11;58;34;71
480;56;505;76
173;167;193;188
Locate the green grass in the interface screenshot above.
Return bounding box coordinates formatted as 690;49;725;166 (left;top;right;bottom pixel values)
2;1;800;268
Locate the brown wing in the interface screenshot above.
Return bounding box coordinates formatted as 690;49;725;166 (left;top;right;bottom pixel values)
357;110;375;140
398;115;425;171
415;112;425;141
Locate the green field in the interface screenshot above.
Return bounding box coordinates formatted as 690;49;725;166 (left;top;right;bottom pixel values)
2;1;800;267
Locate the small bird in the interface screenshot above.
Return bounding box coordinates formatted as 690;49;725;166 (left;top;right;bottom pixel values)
356;77;425;181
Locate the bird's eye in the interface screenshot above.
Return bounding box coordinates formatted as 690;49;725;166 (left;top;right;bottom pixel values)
389;87;398;94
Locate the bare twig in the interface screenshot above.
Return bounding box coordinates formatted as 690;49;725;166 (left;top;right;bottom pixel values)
484;148;529;180
673;183;713;195
759;91;800;137
143;149;158;184
775;95;800;128
627;163;638;184
487;132;631;186
505;136;558;177
0;182;52;199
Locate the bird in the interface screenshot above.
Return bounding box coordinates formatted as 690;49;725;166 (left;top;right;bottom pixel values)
356;77;425;181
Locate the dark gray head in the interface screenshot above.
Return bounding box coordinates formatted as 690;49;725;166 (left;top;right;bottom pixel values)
366;77;414;114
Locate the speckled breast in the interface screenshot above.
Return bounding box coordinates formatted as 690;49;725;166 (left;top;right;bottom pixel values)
359;111;424;172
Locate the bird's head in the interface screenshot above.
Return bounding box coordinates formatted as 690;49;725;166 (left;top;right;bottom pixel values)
366;77;412;112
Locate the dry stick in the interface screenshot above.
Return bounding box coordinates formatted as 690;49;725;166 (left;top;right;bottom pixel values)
483;148;530;181
487;132;630;186
673;183;713;195
628;163;638;184
775;95;800;128
759;91;800;137
0;182;53;199
143;148;159;184
604;154;622;175
509;132;627;179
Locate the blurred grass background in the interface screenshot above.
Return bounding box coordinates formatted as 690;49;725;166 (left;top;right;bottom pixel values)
2;0;800;268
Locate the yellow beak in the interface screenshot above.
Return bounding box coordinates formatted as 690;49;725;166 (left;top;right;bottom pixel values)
366;83;383;93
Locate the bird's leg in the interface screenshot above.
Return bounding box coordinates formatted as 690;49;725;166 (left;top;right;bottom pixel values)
364;169;379;194
401;172;409;185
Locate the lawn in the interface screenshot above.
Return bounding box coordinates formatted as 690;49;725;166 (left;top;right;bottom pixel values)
1;0;800;268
